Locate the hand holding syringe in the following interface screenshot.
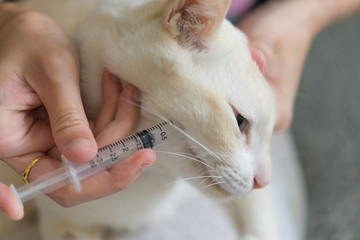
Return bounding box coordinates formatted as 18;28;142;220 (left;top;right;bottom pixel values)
10;121;175;209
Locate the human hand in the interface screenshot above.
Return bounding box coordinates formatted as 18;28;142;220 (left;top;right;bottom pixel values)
0;2;94;220
0;3;155;219
1;70;156;219
0;3;97;161
239;0;329;131
0;182;24;220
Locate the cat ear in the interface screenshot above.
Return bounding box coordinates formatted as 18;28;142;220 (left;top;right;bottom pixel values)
163;0;231;50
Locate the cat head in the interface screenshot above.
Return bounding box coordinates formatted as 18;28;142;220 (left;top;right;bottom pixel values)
80;0;276;198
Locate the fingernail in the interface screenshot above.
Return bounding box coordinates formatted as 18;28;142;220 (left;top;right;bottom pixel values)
127;85;141;101
110;72;121;83
13;207;24;220
132;89;142;101
250;45;267;74
140;162;154;170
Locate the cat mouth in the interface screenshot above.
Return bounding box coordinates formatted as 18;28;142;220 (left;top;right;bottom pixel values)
186;147;235;197
186;147;254;197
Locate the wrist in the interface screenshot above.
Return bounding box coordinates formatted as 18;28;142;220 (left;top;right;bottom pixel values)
305;0;360;35
279;0;336;38
266;0;354;38
308;0;337;35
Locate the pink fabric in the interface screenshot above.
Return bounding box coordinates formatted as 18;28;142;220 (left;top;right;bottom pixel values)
227;0;255;18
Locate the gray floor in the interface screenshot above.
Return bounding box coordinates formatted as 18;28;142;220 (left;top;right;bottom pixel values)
291;12;360;240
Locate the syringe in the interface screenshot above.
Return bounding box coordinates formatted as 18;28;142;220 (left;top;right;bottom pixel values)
10;121;176;208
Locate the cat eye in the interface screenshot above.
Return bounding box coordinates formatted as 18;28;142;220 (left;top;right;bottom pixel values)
236;114;248;132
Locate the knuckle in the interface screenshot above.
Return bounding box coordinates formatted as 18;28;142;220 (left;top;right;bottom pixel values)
109;167;134;191
49;188;78;208
52;110;87;136
52;196;75;208
57;200;75;208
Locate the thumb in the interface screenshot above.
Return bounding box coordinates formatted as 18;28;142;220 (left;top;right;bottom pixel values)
49;100;98;163
248;41;273;75
32;66;97;163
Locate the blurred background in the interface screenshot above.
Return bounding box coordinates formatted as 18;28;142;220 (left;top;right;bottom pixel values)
292;11;360;240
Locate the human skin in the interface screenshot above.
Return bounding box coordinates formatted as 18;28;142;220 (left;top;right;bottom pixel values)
0;70;156;220
240;0;360;131
0;3;155;220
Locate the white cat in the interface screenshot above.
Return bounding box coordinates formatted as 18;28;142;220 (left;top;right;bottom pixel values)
2;0;302;239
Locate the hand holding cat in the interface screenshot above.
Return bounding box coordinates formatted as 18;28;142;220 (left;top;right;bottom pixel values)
0;3;155;220
0;3;97;162
239;0;360;131
0;4;96;219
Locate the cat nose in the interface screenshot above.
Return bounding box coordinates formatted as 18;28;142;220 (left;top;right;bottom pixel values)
253;176;270;189
253;154;272;189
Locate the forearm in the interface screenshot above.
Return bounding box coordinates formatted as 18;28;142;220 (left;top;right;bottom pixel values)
321;0;360;20
308;0;360;35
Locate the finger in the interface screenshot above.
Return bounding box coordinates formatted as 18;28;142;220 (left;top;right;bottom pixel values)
0;182;24;220
248;40;293;131
26;52;97;163
249;43;268;74
95;84;141;147
47;149;155;207
93;70;122;136
3;153;61;181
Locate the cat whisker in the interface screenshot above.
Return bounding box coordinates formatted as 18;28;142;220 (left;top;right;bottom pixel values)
200;181;226;192
185;174;222;189
118;97;223;163
156;150;203;160
155;150;214;170
163;173;220;189
194;175;221;189
147;149;224;191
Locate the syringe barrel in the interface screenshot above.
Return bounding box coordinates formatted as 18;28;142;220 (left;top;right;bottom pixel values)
62;121;175;190
65;130;156;186
66;121;176;189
